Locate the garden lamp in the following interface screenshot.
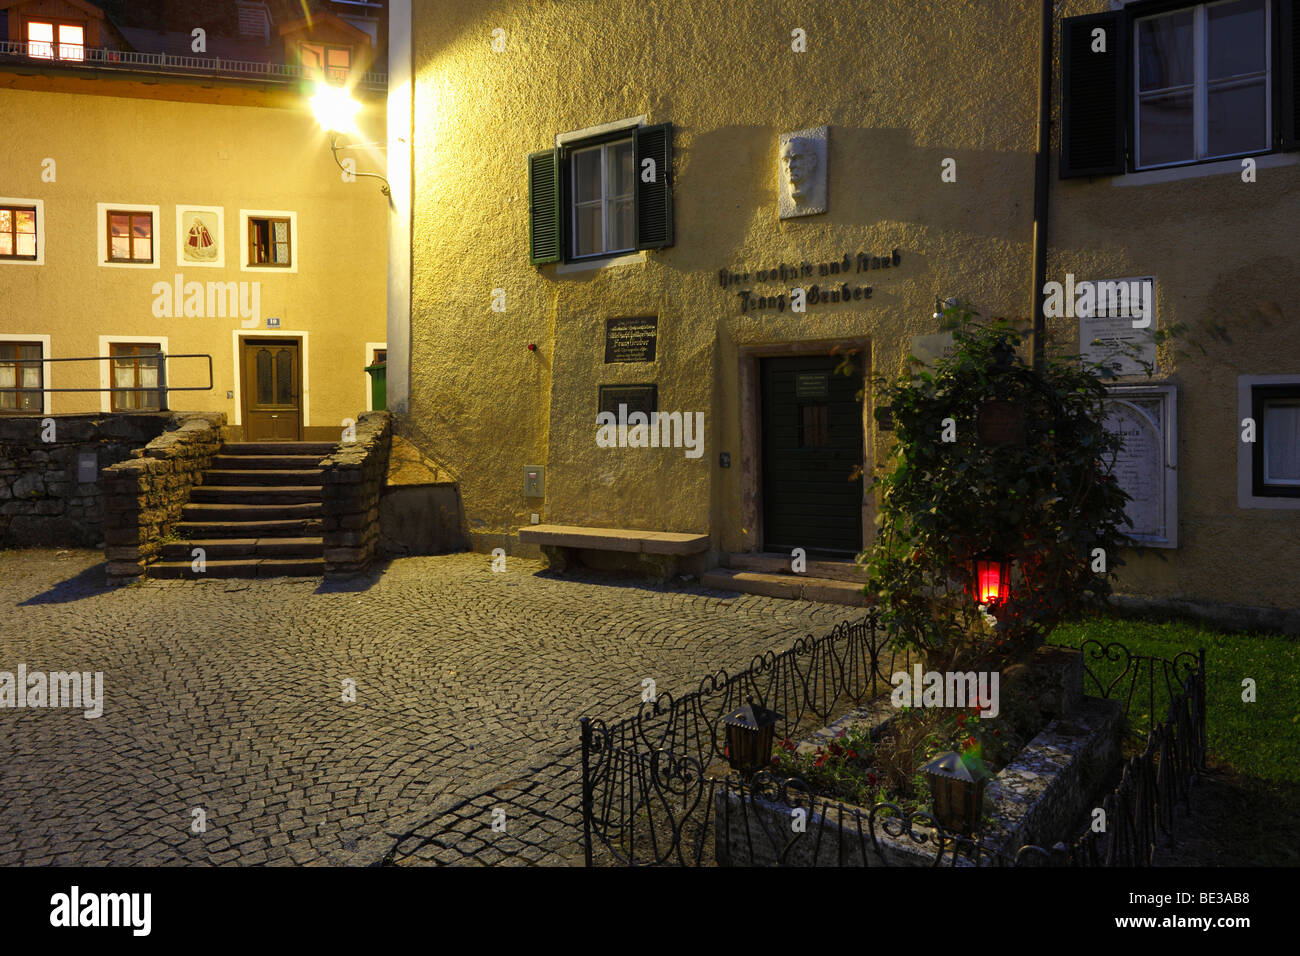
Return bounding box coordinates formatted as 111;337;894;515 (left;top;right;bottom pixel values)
722;696;783;775
970;553;1011;605
921;750;990;835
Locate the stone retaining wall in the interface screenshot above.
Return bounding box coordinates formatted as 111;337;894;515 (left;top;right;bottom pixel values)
0;413;175;548
99;412;226;583
321;411;392;575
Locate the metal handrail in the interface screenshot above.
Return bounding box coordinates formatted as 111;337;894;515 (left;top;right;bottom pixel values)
12;353;215;412
0;40;386;87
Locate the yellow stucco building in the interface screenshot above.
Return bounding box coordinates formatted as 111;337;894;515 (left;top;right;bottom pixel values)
391;0;1299;626
0;0;389;442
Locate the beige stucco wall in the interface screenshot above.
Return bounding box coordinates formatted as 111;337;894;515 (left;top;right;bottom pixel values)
408;0;1297;614
0;86;387;441
1049;0;1300;612
411;0;1040;554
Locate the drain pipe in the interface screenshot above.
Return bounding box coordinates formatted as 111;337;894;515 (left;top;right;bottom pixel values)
1031;0;1053;370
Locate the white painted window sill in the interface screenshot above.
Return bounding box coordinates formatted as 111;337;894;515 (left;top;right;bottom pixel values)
1113;152;1297;186
553;251;646;274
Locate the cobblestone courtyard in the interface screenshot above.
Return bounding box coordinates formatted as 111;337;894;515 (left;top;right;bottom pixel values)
0;549;846;866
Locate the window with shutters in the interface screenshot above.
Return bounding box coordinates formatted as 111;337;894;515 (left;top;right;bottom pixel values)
1060;0;1297;178
529;122;674;265
1135;0;1270;168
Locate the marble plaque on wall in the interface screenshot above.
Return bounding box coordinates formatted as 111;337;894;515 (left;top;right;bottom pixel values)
1102;385;1177;547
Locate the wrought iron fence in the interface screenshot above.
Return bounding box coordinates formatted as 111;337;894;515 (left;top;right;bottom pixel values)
579;617;1207;867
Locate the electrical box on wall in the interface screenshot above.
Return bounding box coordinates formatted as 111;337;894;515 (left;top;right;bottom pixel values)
524;465;545;497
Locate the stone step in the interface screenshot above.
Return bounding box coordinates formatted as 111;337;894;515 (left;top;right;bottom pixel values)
205;468;324;485
148;557;325;579
726;551;865;583
701;568;868;607
176;518;323;538
160;537;324;560
181;502;323;522
221;442;336;457
211;454;327;470
189;485;323;504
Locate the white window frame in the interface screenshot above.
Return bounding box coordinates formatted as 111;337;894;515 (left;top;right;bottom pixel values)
0;333;52;415
1132;0;1272;171
96;202;161;270
97;335;168;414
1237;374;1300;509
239;209;298;274
0;197;44;266
568;138;635;261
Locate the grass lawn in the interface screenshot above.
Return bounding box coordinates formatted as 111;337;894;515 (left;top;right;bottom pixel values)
1052;616;1299;782
1052;615;1300;866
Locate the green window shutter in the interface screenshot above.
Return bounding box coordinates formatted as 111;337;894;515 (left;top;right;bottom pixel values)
1060;12;1127;178
528;149;561;264
633;123;674;250
1280;0;1300;150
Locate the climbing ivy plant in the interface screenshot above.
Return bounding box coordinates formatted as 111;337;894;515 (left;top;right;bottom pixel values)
858;308;1135;670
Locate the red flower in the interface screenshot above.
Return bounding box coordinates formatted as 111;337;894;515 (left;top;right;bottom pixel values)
965;736;978;749
814;754;830;769
847;749;859;759
867;773;878;785
957;714;966;724
993;730;1000;737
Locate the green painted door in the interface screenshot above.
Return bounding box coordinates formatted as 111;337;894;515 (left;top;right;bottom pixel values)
760;355;864;556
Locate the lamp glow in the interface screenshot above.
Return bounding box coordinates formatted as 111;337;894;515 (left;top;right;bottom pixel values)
310;82;361;134
971;554;1010;605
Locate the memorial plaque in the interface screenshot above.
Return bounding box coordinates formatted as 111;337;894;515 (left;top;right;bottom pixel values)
598;384;657;418
604;317;657;364
795;372;829;400
1079;276;1157;377
1102;386;1176;546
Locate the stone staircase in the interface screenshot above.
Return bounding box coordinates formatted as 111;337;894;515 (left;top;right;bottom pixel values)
148;441;335;579
702;552;870;607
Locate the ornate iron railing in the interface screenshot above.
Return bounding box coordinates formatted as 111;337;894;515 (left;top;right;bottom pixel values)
0;40;386;88
579;618;1208;867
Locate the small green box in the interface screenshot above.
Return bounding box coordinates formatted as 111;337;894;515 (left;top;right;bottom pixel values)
364;362;387;411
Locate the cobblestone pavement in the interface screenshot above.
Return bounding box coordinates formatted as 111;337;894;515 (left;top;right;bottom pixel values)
0;549;850;866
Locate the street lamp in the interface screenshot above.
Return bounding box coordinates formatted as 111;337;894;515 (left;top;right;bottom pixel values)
969;553;1012;605
310;82;390;197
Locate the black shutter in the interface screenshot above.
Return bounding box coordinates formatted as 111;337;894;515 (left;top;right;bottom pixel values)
634;123;674;250
1281;0;1300;150
1060;12;1128;178
528;149;561;264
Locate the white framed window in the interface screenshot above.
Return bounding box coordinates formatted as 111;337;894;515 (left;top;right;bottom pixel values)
0;334;51;415
97;335;169;414
1237;375;1300;509
96;203;160;269
569;137;635;260
0;198;44;265
26;20;84;61
239;209;298;273
1134;0;1271;170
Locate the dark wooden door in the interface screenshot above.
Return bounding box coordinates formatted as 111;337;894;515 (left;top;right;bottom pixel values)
761;355;864;555
242;339;301;441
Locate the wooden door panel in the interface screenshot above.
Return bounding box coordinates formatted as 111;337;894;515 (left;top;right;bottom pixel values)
242;339;301;442
761;355;864;555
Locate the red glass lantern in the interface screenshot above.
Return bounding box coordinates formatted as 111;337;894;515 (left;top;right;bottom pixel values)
970;554;1011;605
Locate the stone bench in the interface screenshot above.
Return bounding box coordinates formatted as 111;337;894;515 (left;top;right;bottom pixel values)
517;524;710;579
